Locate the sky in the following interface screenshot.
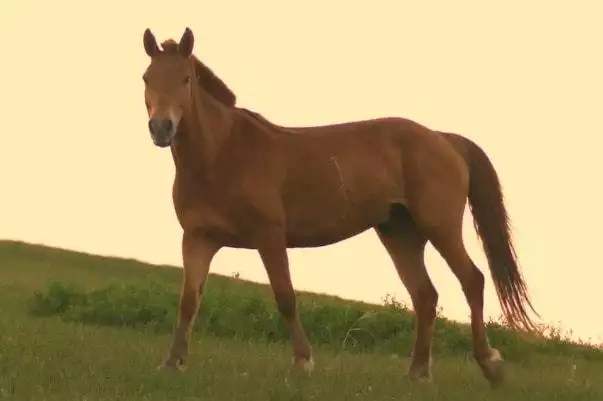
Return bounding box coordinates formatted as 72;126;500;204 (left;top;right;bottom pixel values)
1;0;602;343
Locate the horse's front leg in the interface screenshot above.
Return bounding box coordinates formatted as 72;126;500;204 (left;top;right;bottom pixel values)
256;227;314;372
161;231;221;371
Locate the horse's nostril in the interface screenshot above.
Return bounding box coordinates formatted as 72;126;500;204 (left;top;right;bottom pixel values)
164;119;173;132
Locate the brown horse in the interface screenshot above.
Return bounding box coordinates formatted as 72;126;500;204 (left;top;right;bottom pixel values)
141;27;537;387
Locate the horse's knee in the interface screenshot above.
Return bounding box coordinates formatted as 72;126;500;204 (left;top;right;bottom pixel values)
275;293;297;319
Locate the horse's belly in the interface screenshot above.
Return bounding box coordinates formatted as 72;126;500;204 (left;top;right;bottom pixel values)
285;225;373;248
283;198;391;248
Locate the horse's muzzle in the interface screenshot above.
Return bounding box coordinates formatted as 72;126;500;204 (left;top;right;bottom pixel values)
148;117;175;147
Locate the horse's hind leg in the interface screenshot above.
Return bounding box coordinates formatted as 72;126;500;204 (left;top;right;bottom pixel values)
375;205;438;381
411;198;504;387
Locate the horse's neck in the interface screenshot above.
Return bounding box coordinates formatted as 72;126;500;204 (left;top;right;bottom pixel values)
171;91;233;178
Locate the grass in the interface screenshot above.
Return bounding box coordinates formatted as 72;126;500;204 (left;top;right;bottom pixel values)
1;239;602;400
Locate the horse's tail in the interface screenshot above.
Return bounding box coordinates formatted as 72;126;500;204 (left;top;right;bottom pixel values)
443;132;539;332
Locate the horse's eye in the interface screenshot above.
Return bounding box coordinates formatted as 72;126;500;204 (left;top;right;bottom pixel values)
183;76;191;84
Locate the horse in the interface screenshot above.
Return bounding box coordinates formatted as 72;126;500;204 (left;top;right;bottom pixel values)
140;27;538;387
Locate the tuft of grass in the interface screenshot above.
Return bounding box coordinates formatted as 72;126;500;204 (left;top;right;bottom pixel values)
29;280;175;330
27;279;603;363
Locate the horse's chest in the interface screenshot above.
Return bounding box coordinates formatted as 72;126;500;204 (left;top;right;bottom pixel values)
172;181;246;245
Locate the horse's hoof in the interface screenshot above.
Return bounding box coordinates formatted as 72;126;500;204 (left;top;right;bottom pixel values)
292;356;315;374
479;348;505;388
407;365;432;383
158;358;186;373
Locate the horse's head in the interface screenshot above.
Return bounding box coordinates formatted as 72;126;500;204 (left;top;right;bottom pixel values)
142;28;196;148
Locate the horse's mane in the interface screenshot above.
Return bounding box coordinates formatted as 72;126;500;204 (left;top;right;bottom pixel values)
160;39;237;108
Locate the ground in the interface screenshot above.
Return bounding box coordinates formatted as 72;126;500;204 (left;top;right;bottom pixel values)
1;240;602;400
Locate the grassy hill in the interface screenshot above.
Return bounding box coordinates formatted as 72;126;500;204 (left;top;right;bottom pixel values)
1;239;602;400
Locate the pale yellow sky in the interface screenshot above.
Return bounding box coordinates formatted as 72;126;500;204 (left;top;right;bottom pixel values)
1;1;602;343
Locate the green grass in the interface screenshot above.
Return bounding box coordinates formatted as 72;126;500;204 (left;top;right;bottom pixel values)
1;240;602;400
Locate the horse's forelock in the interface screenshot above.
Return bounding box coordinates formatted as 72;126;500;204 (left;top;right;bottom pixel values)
160;39;179;53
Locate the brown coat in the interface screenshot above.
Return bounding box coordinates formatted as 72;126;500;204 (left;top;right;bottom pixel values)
141;27;537;388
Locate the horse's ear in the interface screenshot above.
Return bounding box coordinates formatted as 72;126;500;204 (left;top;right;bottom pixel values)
178;27;195;57
143;28;160;57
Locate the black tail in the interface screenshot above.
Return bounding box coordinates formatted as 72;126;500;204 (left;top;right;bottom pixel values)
444;132;539;332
